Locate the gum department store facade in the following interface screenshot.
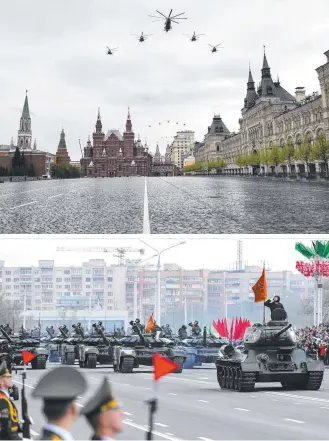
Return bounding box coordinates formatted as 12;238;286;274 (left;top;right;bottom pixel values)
195;50;329;176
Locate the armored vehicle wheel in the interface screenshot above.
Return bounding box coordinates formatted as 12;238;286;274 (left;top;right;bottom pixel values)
236;369;243;391
228;368;234;389
223;367;229;389
65;353;75;365
10;385;19;401
120;357;134;373
86;354;97;369
31;355;47;370
305;371;324;390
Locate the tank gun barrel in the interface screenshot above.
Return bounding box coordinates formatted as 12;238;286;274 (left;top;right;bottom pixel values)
273;323;292;339
0;325;13;343
59;326;69;338
46;327;54;338
92;323;108;344
203;326;207;346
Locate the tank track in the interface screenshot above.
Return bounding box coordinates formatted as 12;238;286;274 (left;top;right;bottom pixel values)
217;363;256;392
306;371;323;390
120;357;134;373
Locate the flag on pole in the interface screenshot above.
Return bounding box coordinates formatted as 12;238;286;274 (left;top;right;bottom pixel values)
252;268;268;303
22;351;37;365
153;353;178;381
145;312;155;333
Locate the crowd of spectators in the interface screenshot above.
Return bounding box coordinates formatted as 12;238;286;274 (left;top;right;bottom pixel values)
296;323;329;364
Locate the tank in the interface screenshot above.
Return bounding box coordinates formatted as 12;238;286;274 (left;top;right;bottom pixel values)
215;309;324;392
179;326;227;368
119;322;186;373
0;325;48;369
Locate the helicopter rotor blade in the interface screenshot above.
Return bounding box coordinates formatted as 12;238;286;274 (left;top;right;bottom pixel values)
171;20;180;24
168;9;173;18
171;12;186;18
156;10;168;19
196;34;205;37
149;15;164;20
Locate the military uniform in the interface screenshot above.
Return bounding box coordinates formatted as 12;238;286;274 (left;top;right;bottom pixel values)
0;361;21;440
32;366;87;440
81;377;121;440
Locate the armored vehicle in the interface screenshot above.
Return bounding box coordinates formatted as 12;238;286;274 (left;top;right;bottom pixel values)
78;323;136;372
216;309;324;392
179;326;227;368
0;325;48;369
119;322;186;373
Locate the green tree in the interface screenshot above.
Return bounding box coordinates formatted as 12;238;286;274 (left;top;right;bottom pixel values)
259;146;271;168
51;163;81;179
269;144;280;174
295;136;312;172
312;133;329;174
12;147;21;169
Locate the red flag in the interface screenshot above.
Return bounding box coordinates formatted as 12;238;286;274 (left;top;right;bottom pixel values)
22;350;37;365
223;318;229;338
153;353;178;381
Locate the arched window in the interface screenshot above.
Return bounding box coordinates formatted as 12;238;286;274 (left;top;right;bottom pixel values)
280;139;284;148
267;87;273;95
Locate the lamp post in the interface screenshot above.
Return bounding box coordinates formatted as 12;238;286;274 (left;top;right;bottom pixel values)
140;241;186;326
223;271;227;322
133;255;157;320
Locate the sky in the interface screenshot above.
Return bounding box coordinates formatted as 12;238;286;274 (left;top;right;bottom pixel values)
0;0;328;160
0;236;326;272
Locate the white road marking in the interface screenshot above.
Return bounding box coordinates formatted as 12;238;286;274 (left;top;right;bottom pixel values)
294;402;303;405
168;393;177;396
91;377;97;380
234;408;250;412
13;380;34;389
266;391;329;403
48;193;64;199
125;418;134;422
123;419;180;440
284;418;305;424
145;387;151;390
198;400;209;403
142;177;151;234
30;429;40;436
155;423;169;428
10;201;38;209
199;377;209;380
121;383;130;386
198;438;213;441
166;433;175;437
123;412;133;416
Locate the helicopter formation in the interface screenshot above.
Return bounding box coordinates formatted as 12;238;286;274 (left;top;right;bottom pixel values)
106;9;223;55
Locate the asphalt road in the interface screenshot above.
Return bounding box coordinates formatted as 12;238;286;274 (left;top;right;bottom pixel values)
12;364;329;440
1;176;329;233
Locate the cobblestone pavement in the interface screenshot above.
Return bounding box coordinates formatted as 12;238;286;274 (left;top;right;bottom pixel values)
0;176;329;233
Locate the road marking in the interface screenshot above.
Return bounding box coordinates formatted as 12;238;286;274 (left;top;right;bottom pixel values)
199;377;209;380
284;418;305;424
125;418;134;422
142;177;151;234
234;408;250;412
266;391;329;403
91;377;97;380
123;412;133;416
123;419;180;440
155;423;169;428
168;393;177;396
166;433;175;437
10;201;38;209
294;402;303;405
31;429;40;436
121;383;130;386
48;193;64;199
198;400;209;403
76;403;84;408
145;387;151;390
198;438;213;441
13;380;34;389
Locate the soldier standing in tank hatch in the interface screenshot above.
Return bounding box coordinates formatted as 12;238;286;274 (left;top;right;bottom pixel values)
32;366;87;440
264;295;285;313
178;325;187;340
81;377;123;440
188;321;201;335
0;361;21;440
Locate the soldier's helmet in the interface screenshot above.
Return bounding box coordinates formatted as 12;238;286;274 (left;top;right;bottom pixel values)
274;295;281;302
182;325;187;330
194;320;199;325
136;319;140;324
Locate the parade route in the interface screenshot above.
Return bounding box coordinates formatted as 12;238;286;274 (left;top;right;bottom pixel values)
2;176;329;234
12;364;329;440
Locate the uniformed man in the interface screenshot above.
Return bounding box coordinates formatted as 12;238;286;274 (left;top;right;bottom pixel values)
188;321;201;335
32;366;87;440
264;295;285;312
0;360;21;440
81;377;123;440
151;321;162;337
178;325;187;340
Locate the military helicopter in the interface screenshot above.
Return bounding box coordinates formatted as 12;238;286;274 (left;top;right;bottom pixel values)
184;31;205;42
106;47;118;55
208;44;223;53
133;32;152;43
149;9;187;33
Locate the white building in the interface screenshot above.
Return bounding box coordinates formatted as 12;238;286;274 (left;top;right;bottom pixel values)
170;131;195;169
0;259;128;330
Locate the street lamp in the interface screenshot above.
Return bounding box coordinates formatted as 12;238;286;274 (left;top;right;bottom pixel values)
140;241;186;326
132;254;157;320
